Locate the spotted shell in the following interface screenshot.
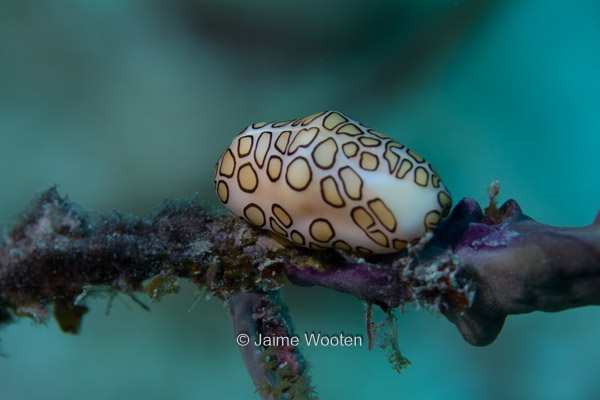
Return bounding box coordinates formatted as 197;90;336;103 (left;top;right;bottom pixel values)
214;111;452;255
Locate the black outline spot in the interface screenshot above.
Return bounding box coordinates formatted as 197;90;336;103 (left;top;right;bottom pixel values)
338;166;363;200
332;240;352;251
359;152;379;171
342;142;359;158
320;176;345;208
392;239;408;250
309;242;326;250
275;131;291;154
383;141;403;174
237;162;259;193
396;159;413;179
237;135;254;158
367;198;397;232
254;131;272;168
309;218;335;243
367;229;389;247
290;230;305;245
299;111;326;126
266;155;283;182
336;123;363;136
219;149;236;178
285;156;312;191
367;129;391;139
272;204;293;228
252;121;272;129
269;217;288;237
351;206;375;231
323;111;348;130
216;180;229;204
407;148;425;163
424;210;441;232
311;137;338;170
428;162;439;175
351;207;390;247
414;166;429;187
358;137;381;147
287;127;319;155
272;119;294;128
243;203;265;227
438;191;452;217
355;247;373;256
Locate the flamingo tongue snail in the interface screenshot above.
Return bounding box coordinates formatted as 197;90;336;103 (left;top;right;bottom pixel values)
214;111;452;255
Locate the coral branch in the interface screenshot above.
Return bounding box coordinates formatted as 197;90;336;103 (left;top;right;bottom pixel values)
1;187;599;395
227;291;314;400
0;187;285;318
438;198;600;345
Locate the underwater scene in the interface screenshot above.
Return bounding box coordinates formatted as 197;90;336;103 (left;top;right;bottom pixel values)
1;1;599;399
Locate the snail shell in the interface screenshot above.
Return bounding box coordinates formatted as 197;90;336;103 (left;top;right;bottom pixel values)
214;111;451;255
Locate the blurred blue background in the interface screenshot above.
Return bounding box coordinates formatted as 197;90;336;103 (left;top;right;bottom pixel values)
1;1;600;399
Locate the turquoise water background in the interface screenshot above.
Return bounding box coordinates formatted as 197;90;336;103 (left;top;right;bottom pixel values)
1;1;600;399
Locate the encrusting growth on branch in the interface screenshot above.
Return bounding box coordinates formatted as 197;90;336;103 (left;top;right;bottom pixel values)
227;291;314;400
1;186;599;398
